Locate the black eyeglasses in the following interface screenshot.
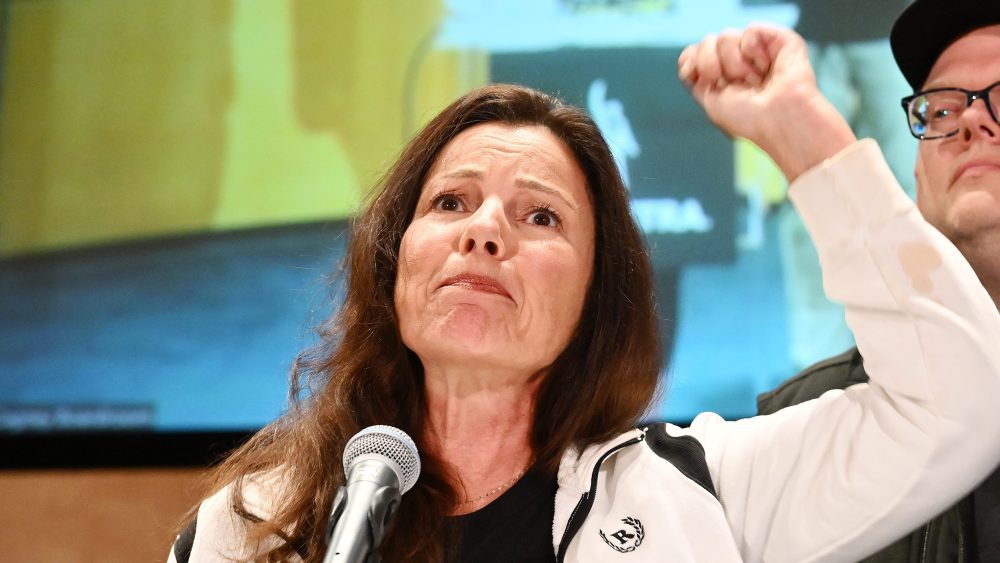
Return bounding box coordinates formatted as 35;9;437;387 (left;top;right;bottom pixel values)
901;80;1000;140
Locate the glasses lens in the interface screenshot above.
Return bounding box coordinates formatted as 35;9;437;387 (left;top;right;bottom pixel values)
909;90;966;138
990;83;1000;124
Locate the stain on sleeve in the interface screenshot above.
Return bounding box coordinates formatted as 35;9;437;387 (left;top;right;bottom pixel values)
898;242;943;294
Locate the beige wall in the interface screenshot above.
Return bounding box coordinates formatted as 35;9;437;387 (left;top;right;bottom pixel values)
0;469;205;562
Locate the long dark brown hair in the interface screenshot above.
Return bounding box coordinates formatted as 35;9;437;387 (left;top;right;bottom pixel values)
199;84;662;562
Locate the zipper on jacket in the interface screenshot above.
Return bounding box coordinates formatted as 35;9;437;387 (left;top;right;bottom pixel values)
555;430;646;563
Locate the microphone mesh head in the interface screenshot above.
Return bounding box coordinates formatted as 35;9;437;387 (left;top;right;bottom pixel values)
343;425;421;493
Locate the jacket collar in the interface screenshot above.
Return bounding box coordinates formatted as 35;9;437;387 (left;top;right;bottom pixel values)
556;428;646;494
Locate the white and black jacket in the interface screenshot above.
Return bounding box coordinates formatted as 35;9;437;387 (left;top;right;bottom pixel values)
173;141;1000;562
552;140;1000;562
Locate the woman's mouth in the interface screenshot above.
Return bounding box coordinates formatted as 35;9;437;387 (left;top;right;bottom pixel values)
439;274;512;299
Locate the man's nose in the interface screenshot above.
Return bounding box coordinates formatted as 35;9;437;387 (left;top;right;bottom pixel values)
959;97;999;142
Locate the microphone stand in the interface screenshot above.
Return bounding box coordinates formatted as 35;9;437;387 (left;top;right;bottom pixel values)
322;462;402;563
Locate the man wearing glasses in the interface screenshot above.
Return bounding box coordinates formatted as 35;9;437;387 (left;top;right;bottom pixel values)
680;0;1000;560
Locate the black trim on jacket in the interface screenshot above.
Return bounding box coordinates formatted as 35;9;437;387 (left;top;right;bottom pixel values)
644;425;717;499
173;517;196;563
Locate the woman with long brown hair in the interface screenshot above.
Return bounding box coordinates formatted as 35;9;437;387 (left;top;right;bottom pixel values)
172;83;660;562
170;27;1000;562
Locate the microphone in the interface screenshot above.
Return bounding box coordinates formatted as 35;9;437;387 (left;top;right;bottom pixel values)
323;425;421;563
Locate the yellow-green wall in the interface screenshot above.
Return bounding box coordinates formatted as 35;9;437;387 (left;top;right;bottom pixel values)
0;0;488;256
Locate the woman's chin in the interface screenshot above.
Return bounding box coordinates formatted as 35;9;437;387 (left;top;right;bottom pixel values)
418;324;512;360
401;306;555;375
408;328;538;376
423;304;511;343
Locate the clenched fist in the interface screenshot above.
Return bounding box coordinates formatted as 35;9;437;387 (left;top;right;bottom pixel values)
679;25;856;182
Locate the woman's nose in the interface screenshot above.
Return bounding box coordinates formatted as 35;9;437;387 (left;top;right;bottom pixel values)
460;199;509;258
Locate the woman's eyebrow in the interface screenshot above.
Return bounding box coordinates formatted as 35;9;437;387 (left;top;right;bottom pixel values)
439;167;483;180
515;178;578;210
434;167;578;211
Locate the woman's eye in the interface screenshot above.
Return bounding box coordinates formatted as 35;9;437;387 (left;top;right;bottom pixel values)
527;209;560;228
432;194;464;212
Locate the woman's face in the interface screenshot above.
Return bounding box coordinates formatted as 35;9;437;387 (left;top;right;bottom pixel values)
395;123;595;378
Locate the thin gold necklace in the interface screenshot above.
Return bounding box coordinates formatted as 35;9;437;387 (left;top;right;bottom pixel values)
458;467;527;505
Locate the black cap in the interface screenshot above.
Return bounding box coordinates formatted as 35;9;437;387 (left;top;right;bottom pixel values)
890;0;1000;90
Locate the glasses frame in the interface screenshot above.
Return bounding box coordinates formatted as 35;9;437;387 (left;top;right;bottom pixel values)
900;80;1000;140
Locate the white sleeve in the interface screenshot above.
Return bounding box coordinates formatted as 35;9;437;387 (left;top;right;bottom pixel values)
180;472;293;562
183;485;256;562
684;139;1000;562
